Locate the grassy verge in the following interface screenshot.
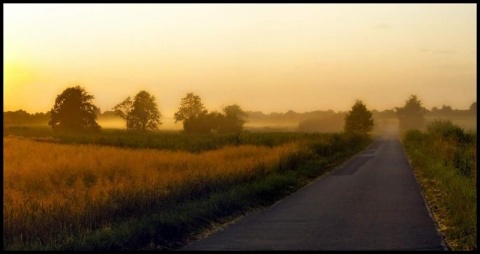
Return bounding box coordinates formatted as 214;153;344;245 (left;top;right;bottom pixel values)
4;132;371;250
402;120;476;251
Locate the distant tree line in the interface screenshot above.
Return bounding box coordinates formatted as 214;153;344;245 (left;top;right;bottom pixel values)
6;85;248;134
4;85;476;135
252;102;476;133
429;102;476;117
296;100;374;134
3;110;51;125
3;109;123;126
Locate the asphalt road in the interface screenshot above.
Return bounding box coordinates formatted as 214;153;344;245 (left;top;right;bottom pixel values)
182;135;447;251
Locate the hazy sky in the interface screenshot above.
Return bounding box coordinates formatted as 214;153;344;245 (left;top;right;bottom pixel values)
4;3;477;116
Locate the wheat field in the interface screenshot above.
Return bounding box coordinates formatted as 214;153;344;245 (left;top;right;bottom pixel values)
3;136;300;247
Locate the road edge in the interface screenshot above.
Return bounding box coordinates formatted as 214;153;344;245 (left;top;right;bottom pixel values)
397;136;450;251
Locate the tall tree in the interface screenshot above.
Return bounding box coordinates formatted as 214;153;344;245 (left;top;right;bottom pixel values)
174;93;206;123
113;96;134;130
344;100;374;134
395;94;427;131
130;91;162;131
114;91;161;131
48;85;100;132
174;93;207;132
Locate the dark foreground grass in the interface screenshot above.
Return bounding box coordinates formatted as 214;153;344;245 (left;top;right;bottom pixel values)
5;131;371;250
4;125;313;152
402;120;476;251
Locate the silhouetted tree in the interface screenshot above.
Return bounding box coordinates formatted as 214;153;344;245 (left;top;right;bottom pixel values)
395;94;427;131
174;93;248;133
114;91;161;131
183;110;218;133
206;111;225;133
174;93;206;122
344;100;374;134
48;86;100;132
113;96;134;129
174;93;207;132
4;110;30;125
130;91;162;131
219;104;248;133
470;102;476;114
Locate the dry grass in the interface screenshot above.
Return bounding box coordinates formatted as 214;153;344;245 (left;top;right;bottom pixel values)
3;137;299;247
403;121;477;251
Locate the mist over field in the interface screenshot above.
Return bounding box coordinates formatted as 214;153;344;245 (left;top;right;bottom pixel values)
4;4;476;118
97;117;180;130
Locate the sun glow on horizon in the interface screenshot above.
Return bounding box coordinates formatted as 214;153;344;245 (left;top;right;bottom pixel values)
3;4;477;115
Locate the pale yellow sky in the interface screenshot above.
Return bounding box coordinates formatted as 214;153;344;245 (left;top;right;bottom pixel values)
4;3;477;117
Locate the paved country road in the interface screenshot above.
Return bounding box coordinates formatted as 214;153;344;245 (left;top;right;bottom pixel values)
181;135;447;251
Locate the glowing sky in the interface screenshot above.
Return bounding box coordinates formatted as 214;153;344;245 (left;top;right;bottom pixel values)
4;4;477;116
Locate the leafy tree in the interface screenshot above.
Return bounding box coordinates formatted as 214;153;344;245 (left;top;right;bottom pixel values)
113;91;161;131
48;85;100;132
344;100;374;134
174;93;208;132
174;93;206;123
183;110;218;133
113;96;134;129
395;94;427;131
174;93;247;133
206;111;225;133
219;104;248;133
130;91;162;131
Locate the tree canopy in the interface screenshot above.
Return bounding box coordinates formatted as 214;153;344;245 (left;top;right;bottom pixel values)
113;96;133;129
174;93;208;133
219;104;248;133
174;93;206;123
174;93;247;133
113;91;161;131
48;86;100;132
344;100;374;134
395;94;427;131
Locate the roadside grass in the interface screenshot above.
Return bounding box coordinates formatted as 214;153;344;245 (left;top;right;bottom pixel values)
402;120;477;251
4;131;371;250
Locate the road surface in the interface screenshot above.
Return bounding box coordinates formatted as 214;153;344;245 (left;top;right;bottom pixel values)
182;135;447;251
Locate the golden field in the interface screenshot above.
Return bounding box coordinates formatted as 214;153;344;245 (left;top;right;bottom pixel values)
3;137;300;246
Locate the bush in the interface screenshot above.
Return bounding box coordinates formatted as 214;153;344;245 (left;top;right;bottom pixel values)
412;120;477;178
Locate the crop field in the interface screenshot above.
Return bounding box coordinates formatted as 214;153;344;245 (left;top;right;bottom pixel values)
3;127;372;250
3;125;311;152
4;137;297;249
